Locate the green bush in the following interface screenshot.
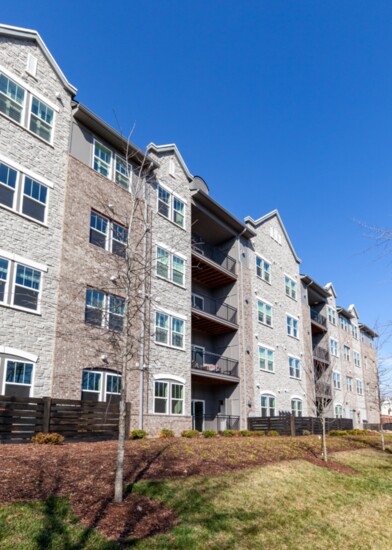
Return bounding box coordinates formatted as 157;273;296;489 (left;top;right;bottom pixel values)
131;429;148;440
239;430;253;437
346;429;368;436
328;430;348;436
202;430;217;438
252;430;265;436
222;430;237;437
32;432;64;445
159;429;175;438
302;430;311;436
181;430;200;438
267;430;280;437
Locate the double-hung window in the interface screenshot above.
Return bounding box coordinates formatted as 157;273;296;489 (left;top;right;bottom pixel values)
93;140;131;189
0;160;49;223
343;345;350;361
115;156;130;188
330;338;339;357
157;184;185;228
154;380;184;415
256;256;271;283
285;276;297;300
0;257;8;303
155;311;185;349
81;369;121;402
328;307;337;325
354;351;361;368
356;379;363;396
5;360;33;397
89;211;128;257
352;325;358;340
339;316;350;332
156;246;185;286
289;357;301;379
333;372;341;390
261;394;275;416
346;376;353;392
291;399;303;417
94;141;112;177
29;97;54;142
14;264;41;311
287;315;298;338
85;288;125;331
335;405;343;419
257;300;272;327
259;346;274;372
0;73;25;123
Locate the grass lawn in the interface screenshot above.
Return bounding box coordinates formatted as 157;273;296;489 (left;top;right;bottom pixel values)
0;445;391;549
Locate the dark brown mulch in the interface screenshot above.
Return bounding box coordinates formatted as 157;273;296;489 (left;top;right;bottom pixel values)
304;456;358;476
0;435;382;540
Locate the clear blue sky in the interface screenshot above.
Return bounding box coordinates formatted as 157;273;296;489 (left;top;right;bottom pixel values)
2;1;392;386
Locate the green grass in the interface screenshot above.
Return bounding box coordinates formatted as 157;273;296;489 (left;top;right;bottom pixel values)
0;447;391;549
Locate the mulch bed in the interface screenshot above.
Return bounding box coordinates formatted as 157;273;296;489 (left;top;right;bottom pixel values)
0;435;381;540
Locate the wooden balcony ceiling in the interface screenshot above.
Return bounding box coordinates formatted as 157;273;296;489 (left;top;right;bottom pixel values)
192;252;237;288
191;309;238;335
191;371;240;385
310;319;327;334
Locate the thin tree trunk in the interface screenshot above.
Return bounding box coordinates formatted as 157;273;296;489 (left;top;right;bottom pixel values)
380;422;385;452
321;416;328;462
114;386;126;502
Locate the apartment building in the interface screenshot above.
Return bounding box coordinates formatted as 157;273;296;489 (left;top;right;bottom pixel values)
0;24;380;433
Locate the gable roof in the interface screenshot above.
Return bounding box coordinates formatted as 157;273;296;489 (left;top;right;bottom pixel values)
348;304;360;319
324;282;337;298
0;24;77;96
147;143;193;182
245;209;301;263
359;323;378;338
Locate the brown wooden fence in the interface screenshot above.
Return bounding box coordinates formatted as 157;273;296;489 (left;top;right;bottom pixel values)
247;415;354;436
0;395;130;443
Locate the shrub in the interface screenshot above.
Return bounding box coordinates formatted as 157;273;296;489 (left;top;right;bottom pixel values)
202;430;217;438
328;430;348;436
346;429;368;436
32;432;64;445
181;430;200;438
252;430;265;436
268;430;280;437
159;429;175;438
222;430;237;437
240;430;253;437
302;430;311;436
131;429;148;440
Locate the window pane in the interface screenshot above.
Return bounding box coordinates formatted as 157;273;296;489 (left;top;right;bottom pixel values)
158;186;170;218
6;361;33;385
115;156;130;188
108;295;125;332
94;142;112;176
82;370;101;392
0;162;17;209
0;74;25;123
172;256;185;285
157;247;169;279
30;98;54;142
155;312;169;343
14;265;40;310
112;223;127;258
173;197;185;227
107;374;121;394
0;258;8;302
85;289;105;326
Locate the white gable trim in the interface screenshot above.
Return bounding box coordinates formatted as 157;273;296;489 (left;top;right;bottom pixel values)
147;143;193;181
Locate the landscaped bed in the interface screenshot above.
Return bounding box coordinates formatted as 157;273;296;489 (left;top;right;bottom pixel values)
0;434;390;546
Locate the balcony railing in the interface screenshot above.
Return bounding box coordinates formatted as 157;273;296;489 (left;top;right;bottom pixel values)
310;309;327;328
192;414;240;432
191;347;239;378
313;345;330;363
192;239;236;275
315;381;332;399
192;293;237;325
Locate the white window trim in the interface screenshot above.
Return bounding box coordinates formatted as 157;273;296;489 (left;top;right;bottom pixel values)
10;262;43;315
257;298;273;328
258;343;275;373
0;153;54;189
2;358;35;397
154;309;186;350
0;346;38;362
356;379;363;396
157;182;187;229
156;244;186;288
92;139;132;189
256;254;271;284
0;250;47;273
153;378;185;416
0;65;59;112
284;273;297;301
330;337;339;357
333;371;342;390
286;314;299;339
90;210;127;255
288;355;301;380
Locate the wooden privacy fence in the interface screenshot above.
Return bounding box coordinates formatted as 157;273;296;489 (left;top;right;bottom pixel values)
0;395;130;443
247;415;354;436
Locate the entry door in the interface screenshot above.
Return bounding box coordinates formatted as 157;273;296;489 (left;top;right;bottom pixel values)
192;400;205;432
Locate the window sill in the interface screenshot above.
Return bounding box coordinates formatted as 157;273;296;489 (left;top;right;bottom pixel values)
256;275;271;285
0;302;41;316
259;369;275;374
0;112;55;148
157;211;186;231
0;203;48;228
154;341;186;352
156;274;186;289
258;321;273;329
289;376;301;381
151;412;185;417
285;294;297;302
287;334;300;340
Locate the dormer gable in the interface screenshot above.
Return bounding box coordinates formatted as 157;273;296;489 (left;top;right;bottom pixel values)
147;143;193;182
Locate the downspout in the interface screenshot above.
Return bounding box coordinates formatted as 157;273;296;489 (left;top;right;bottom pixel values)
237;228;248;430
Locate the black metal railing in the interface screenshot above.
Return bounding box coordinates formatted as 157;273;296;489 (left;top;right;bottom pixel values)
315;381;332;398
192;238;236;275
192;414;240;432
191;347;239;377
310;309;327;328
192;293;238;325
313;345;330;363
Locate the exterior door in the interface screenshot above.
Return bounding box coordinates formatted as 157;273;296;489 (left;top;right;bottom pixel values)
192;400;205;431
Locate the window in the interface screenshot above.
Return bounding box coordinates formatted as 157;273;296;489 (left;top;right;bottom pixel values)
155;311;185;349
157;184;185;228
285;276;297;300
154;380;184;415
354;351;361;368
352;325;358;340
14;264;41;311
0;160;49;223
259;346;274;372
5;360;33;397
356;379;363;396
328;307;337;325
333;372;341;390
0;257;8;303
258;300;272;327
339;315;350;332
0;71;56;143
81;369;121;402
287;316;298;338
89;211;128;257
85;288;125;331
261;394;275;416
344;345;350;361
156;246;185;286
93;140;131;189
335;405;343;419
330;338;339;357
346;376;353;392
289;357;301;379
191;293;204;310
256;256;270;283
291;399;303;417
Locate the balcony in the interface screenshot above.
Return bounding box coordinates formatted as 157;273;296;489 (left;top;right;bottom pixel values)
192;414;240;432
313;346;330;364
192;293;238;334
191;347;239;381
310;309;327;333
192;239;237;288
315;381;332;399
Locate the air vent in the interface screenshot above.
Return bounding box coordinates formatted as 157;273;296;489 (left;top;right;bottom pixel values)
26;53;38;77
